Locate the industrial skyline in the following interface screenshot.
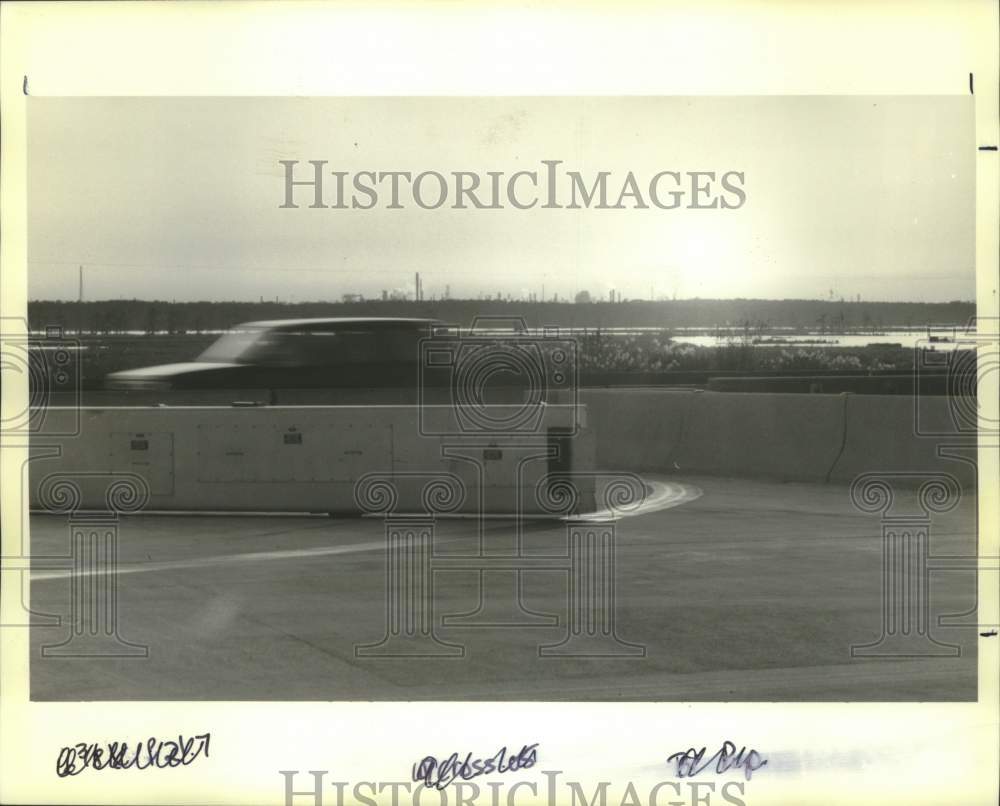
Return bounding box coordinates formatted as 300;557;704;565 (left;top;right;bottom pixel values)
28;96;975;303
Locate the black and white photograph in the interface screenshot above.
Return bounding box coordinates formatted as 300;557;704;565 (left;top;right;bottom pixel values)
18;92;986;701
1;3;997;806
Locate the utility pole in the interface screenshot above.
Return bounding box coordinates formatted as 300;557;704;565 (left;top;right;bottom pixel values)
77;265;84;334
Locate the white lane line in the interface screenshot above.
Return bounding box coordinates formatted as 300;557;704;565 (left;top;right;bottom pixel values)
381;480;703;523
29;539;394;583
29;478;701;583
575;479;703;522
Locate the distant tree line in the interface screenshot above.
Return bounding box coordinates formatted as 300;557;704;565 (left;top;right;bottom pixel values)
27;298;976;334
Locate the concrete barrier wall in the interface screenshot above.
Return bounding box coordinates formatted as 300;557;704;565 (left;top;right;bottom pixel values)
584;389;976;487
30;393;978;513
827;395;976;486
29;405;595;514
674;392;847;481
579;389;696;471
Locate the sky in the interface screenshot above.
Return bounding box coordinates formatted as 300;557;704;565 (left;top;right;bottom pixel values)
27;96;975;303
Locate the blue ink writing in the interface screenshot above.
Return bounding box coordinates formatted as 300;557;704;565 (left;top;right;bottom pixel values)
413;743;538;790
56;733;211;777
667;741;767;781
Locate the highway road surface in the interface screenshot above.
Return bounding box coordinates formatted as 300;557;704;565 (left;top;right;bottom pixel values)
29;475;978;701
